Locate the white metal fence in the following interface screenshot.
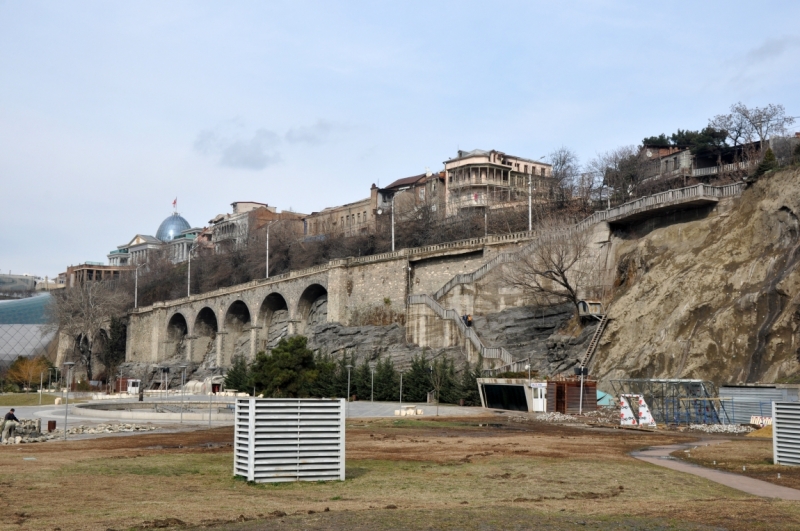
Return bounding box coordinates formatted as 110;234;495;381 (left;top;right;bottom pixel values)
234;398;346;483
773;401;800;466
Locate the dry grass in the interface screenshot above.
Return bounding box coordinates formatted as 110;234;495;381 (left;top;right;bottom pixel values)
0;418;797;530
673;438;800;490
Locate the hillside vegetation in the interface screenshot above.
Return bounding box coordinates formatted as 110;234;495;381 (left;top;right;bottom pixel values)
595;167;800;385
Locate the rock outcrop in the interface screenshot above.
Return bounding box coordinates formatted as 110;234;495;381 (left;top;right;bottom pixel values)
594;168;800;386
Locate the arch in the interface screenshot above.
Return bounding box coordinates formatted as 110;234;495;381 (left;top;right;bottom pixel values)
259;292;289;351
194;307;218;337
223;300;252;367
167;312;189;342
165;312;189;361
297;284;328;334
193;307;218;365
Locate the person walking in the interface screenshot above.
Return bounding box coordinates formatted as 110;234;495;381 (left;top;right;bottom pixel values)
466;314;473;328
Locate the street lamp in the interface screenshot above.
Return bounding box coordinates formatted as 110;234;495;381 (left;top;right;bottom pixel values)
62;362;75;441
525;363;531;412
38;370;45;405
178;365;187;424
370;365;375;402
345;364;353;417
134;264;145;308
265;220;283;279
399;371;404;412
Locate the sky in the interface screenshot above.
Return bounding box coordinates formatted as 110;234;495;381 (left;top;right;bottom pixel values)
1;0;799;278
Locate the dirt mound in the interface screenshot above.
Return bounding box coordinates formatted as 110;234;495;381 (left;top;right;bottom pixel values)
746;424;773;438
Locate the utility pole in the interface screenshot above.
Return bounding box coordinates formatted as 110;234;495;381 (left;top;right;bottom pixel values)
528;174;532;232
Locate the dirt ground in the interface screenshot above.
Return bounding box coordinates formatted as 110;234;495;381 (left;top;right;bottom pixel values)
0;416;796;531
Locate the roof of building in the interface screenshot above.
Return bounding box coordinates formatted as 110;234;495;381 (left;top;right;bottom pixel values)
445;149;550;166
382;172;443;191
156;213;192;242
0;293;51;325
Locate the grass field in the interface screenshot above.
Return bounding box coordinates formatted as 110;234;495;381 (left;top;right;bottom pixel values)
0;393;67;406
0;417;796;530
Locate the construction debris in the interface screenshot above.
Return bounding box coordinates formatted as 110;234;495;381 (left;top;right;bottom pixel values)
687;424;754;434
0;420;159;445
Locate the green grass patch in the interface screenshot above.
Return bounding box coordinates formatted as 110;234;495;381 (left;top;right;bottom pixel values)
0;393;76;407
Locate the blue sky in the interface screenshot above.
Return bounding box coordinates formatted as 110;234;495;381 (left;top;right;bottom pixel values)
1;0;798;277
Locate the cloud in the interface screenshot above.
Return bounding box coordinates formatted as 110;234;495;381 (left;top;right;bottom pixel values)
194;121;281;170
743;36;800;66
285;120;336;145
195;119;345;170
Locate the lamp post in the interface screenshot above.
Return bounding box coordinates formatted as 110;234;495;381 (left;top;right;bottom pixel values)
525;363;531;412
63;362;75;440
178;365;187;424
370;365;375;402
38;371;44;405
399;371;404;412
345;364;353;417
187;240;198;298
528;174;532;232
265;220;283;279
134;264;144;308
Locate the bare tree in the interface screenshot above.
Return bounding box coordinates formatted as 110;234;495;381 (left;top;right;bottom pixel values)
586;145;641;204
547;146;581;196
47;281;131;380
711;102;795;148
503;219;595;317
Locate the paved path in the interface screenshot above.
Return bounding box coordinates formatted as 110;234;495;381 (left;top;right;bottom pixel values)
631;439;800;501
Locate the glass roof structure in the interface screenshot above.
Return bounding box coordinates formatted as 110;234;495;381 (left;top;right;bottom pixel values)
0;294;56;367
156;213;191;242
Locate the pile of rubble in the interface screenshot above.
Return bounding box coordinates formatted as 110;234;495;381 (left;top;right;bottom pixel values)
1;421;159;445
66;423;159;435
687;423;754;434
534;412;582;423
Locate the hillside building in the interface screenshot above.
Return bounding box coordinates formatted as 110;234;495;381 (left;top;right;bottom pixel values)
443;149;554;216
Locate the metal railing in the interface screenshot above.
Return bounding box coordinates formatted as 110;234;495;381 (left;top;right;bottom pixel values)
407;294;514;365
431;183;745;301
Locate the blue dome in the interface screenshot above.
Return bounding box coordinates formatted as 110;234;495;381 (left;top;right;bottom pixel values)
156;213;191;242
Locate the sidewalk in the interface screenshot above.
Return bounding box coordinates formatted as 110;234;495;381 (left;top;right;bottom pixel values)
632;439;800;501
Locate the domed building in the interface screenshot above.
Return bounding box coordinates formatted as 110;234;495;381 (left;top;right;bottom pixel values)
156;213;191;242
108;211;201;266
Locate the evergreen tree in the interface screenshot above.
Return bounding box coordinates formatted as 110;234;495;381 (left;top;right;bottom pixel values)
458;355;483;406
755;147;777;177
373;357;399;401
437;357;458;404
353;357;373;401
310;353;337;398
225;354;250;393
248;336;317;397
403;352;431;402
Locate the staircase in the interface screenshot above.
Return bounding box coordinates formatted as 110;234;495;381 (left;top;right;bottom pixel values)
579;315;609;371
407;294;515;367
410;183;743;375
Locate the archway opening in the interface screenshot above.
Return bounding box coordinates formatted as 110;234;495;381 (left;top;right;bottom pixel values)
259;292;289;351
224;300;252;367
166;313;189;360
297;284;328;334
193;307;218;365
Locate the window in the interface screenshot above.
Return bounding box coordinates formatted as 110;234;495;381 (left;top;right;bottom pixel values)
357;213;360;223
540;168;545;177
363;211;367;221
524;164;528;173
419;187;425;201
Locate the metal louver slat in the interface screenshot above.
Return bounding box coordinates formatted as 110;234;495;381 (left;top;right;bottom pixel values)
773;402;800;466
234;398;345;483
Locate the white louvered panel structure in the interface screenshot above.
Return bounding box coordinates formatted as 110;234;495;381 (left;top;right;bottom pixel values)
234;398;346;483
773;402;800;466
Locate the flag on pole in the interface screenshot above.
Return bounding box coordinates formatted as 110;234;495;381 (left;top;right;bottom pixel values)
172;197;177;210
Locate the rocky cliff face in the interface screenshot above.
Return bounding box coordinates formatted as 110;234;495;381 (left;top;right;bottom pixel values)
472;304;596;376
594;168;800;386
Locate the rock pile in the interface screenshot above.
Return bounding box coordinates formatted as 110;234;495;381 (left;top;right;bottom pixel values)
687;424;754;434
535;412;582;423
0;421;159;444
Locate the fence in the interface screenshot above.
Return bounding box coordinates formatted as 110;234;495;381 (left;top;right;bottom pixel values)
234;398;346;483
773;402;800;466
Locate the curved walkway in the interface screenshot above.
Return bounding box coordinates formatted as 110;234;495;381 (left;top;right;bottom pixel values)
631;439;800;501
